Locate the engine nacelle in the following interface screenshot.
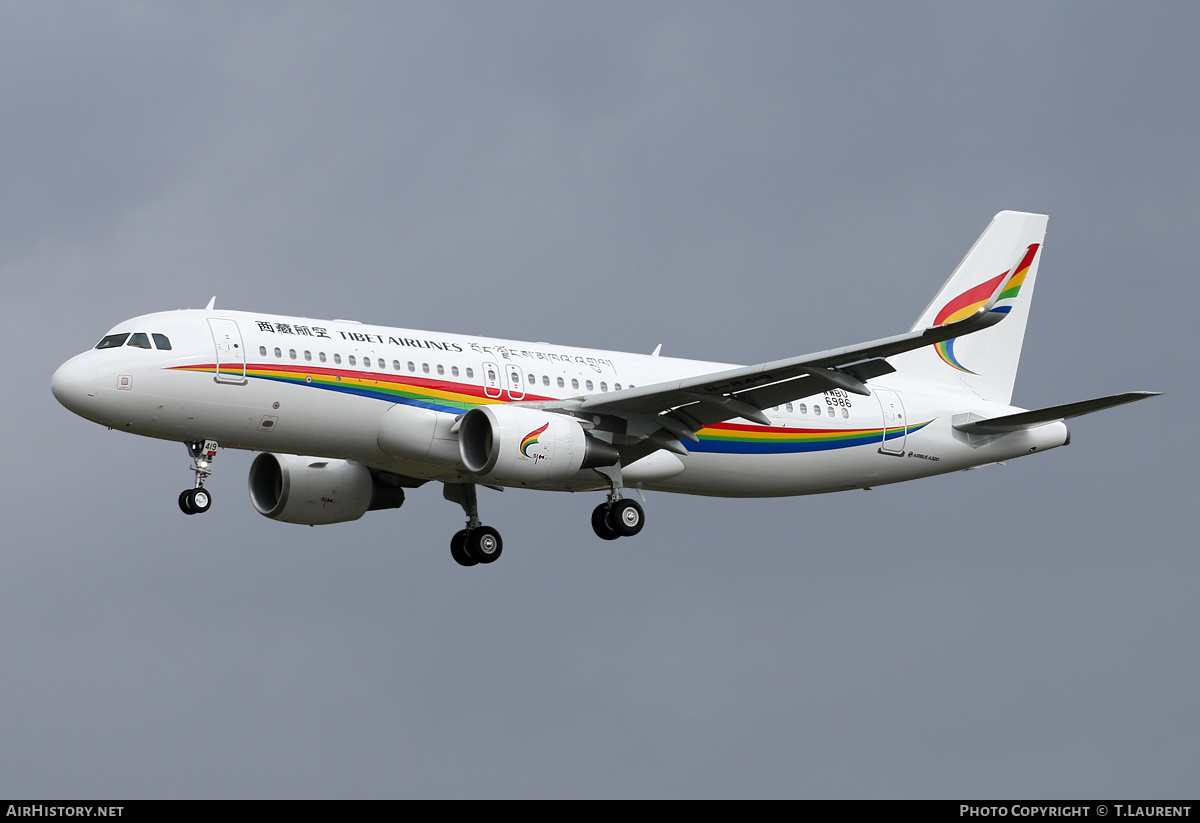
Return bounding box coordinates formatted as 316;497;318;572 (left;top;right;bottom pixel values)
248;453;405;525
458;405;619;484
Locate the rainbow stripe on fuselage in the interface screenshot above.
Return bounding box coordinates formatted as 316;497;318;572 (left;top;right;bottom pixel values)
173;362;500;414
690;420;930;454
170;363;929;455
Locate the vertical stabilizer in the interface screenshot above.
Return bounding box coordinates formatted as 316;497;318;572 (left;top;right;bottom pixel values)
890;211;1048;404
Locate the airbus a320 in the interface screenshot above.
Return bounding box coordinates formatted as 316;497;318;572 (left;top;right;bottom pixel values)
51;212;1157;567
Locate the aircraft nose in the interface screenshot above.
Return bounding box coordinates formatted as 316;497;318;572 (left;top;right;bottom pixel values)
51;355;98;415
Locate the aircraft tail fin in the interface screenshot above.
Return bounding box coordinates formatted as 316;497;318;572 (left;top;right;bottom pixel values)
890;211;1048;404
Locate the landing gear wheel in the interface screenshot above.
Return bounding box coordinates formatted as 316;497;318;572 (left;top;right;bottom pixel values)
610;498;644;537
450;529;478;567
189;488;212;514
179;489;196;515
591;503;621;541
468;526;503;564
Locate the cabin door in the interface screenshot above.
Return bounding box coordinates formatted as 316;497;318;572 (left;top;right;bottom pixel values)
208;319;246;384
875;389;907;455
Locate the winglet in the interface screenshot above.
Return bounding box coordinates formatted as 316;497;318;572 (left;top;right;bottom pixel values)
205;296;216;310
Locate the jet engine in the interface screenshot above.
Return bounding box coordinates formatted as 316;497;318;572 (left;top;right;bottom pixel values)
458;405;619;484
248;453;405;525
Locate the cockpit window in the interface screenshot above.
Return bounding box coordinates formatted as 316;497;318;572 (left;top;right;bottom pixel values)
152;334;172;350
127;332;152;349
96;333;130;349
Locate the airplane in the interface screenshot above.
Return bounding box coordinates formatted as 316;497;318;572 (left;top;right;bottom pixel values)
51;211;1158;567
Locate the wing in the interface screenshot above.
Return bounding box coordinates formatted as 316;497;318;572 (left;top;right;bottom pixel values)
542;271;1021;461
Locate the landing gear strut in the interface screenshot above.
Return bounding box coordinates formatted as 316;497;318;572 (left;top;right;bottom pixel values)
590;465;645;540
443;483;503;567
178;440;217;515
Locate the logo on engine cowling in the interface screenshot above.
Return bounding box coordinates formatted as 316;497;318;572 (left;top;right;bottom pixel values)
521;422;550;461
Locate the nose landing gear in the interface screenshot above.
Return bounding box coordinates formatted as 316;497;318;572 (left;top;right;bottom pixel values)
179;487;212;515
178;440;218;515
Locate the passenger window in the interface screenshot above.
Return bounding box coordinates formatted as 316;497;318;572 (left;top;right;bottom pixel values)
319;352;327;363
556;377;565;388
304;351;312;362
393;360;401;371
152;334;172;350
423;363;430;374
334;353;342;365
378;358;385;369
127;332;152;349
813;405;822;415
408;361;415;372
827;406;835;418
798;404;807;415
451;366;459;377
349;355;357;366
614;383;622;391
600;382;608;392
274;347;282;359
586;380;593;391
786;403;793;413
289;349;297;360
841;407;849;419
571;378;579;390
466;367;474;379
96;333;130;349
542;375;550;386
259;346;267;357
437;364;444;375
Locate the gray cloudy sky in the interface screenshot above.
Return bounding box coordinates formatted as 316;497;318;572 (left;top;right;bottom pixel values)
2;2;1194;798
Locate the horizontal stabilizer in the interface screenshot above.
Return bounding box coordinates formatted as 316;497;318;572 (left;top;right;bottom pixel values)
953;391;1161;434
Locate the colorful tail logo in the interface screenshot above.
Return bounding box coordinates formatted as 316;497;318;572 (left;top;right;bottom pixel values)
934;243;1039;374
521;422;550;457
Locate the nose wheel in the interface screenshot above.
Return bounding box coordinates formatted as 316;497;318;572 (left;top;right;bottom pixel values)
179;487;213;515
179;439;218;516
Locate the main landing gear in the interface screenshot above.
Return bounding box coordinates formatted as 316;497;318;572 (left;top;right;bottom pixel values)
178;440;218;516
443;483;503;567
591;498;644;540
590;464;645;541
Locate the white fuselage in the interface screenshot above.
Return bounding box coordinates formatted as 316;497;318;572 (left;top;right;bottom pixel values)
51;309;1069;497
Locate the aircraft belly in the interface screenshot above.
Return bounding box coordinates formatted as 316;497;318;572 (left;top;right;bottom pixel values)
650;447;919;497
